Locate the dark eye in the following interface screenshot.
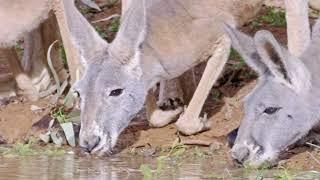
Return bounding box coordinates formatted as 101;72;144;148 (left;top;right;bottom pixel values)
263;107;281;115
73;90;80;97
109;89;124;96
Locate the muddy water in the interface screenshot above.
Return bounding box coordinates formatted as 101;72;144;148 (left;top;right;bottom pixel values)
1;153;319;180
0;154;238;179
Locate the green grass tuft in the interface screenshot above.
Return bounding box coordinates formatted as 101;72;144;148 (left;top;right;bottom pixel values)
95;25;108;39
250;7;286;29
51;107;69;124
229;48;246;70
108;18;120;33
139;164;153;180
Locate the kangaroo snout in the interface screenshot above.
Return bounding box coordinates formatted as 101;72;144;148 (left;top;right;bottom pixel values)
231;142;265;166
231;146;250;164
80;135;101;153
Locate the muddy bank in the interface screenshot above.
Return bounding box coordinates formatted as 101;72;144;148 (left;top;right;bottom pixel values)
0;98;51;143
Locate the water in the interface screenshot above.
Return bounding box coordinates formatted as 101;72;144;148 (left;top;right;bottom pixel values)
0;155;141;180
0;153;243;180
0;151;319;179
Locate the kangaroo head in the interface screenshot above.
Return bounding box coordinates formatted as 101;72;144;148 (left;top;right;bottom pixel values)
225;23;320;167
62;0;148;154
74;52;146;154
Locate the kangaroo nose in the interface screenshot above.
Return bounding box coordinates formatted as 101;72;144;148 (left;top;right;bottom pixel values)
81;136;100;153
232;146;250;164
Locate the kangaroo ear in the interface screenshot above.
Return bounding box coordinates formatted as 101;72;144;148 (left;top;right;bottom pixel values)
300;17;320;65
300;17;320;61
312;18;320;39
55;0;109;67
109;0;147;77
254;30;311;93
223;24;267;76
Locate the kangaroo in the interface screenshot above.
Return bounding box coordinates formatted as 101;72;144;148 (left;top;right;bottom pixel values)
0;0;52;101
0;0;94;102
59;0;263;154
224;0;320;167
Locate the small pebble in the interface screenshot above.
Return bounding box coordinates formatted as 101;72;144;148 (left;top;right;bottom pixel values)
67;151;75;155
30;105;43;112
209;141;222;151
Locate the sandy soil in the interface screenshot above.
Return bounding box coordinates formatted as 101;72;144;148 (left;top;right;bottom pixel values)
0;98;51;143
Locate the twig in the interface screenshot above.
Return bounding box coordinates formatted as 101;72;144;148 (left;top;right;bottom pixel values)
224;168;233;178
128;121;147;126
92;14;120;24
47;40;61;94
306;142;320;150
180;139;212;146
307;151;320;166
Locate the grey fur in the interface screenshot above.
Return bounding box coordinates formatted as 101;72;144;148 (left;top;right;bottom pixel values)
224;19;320;167
0;0;51;47
68;0;263;154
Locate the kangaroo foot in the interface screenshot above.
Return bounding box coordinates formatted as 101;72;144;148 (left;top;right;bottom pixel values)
148;98;184;128
175;113;210;135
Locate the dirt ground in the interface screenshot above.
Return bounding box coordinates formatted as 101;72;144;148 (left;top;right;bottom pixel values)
0;2;319;173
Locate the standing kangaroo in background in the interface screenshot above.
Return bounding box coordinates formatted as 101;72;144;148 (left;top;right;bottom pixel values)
60;0;263;154
0;0;53;101
0;0;97;103
0;0;89;103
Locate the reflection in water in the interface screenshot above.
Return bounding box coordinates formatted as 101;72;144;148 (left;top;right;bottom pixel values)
1;155;137;180
0;154;237;180
0;154;318;179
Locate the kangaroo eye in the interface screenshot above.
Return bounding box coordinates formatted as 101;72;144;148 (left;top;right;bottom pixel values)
73;90;80;98
109;89;124;96
263;107;281;115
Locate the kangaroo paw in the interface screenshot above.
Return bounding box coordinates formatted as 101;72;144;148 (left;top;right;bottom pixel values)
175;113;211;135
148;98;184;127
